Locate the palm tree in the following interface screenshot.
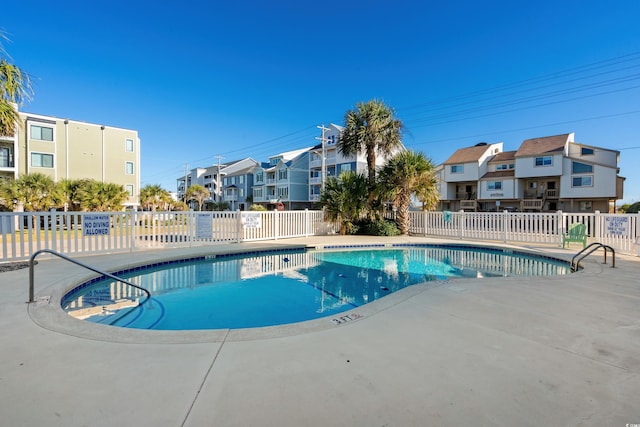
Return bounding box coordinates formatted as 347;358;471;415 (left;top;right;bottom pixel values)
55;178;85;211
140;184;170;211
185;184;210;211
378;150;437;235
320;171;368;235
338;99;404;218
1;31;33;136
76;180;128;211
12;173;57;211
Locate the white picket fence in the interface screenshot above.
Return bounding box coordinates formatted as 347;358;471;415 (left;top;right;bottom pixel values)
2;209;638;262
409;210;639;255
0;210;330;262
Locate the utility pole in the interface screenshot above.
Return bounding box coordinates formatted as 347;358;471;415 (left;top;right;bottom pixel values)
316;124;330;192
183;163;189;202
215;155;224;204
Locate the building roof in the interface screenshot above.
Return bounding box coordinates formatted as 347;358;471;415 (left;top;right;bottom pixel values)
481;170;516;179
443;144;494;164
515;133;571;157
488;151;516;163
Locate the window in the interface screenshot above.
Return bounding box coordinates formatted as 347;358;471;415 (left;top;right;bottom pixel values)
125;162;134;175
255;172;263;182
30;124;54;141
31;152;54;168
278;169;288;180
223;177;228;186
339;164;352;175
254;188;263;198
450;165;463;173
487;181;502;190
239;188;244;197
239;175;244;184
277;187;288;198
581;147;594;155
496;163;514;171
572;176;593;187
572;161;593;174
535;156;552;166
0;147;11;167
126;185;134;197
125;139;134;152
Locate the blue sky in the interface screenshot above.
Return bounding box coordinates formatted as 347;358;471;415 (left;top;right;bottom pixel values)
4;0;640;203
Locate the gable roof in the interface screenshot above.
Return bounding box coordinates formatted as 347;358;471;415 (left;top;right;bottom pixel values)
444;144;493;164
515;133;571;157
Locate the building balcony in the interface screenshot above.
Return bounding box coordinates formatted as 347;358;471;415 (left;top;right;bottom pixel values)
460;200;477;211
309;176;321;185
309;194;320;202
546;189;559;199
521;199;543;210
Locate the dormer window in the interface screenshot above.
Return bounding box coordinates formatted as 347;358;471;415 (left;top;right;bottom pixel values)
581;147;594;155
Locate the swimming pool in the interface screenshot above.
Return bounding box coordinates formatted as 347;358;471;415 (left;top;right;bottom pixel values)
62;244;570;330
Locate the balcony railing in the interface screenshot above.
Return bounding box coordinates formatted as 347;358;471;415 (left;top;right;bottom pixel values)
546;189;559;199
521;199;543;210
459;200;477;210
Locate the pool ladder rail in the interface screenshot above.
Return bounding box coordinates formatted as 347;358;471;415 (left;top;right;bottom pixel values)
570;242;615;272
28;249;152;307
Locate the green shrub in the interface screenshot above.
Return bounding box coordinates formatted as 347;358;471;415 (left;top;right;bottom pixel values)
351;219;400;236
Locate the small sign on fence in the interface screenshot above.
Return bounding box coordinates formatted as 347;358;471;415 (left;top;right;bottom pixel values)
83;214;110;235
195;213;213;239
605;216;629;236
241;212;262;229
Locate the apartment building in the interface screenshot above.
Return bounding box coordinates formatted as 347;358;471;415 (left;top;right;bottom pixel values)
1;111;141;208
439;133;624;213
221;159;259;210
252;147;312;210
177;158;259;209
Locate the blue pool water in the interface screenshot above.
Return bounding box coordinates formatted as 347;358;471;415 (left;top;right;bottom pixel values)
62;245;570;330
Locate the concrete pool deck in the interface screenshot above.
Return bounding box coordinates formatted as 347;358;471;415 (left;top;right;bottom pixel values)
1;235;639;426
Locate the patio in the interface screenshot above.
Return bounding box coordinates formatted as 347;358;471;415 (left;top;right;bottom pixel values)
1;235;638;426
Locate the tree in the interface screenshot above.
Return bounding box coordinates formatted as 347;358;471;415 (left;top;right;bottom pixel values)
55;178;85;211
76;180;128;211
10;173;57;211
338;99;404;218
1;31;33;136
624;201;640;213
378;150;437;235
140;184;170;211
185;184;210;211
320;171;368;235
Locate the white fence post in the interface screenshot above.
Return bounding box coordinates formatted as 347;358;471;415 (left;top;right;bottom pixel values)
274;209;279;240
304;208;310;237
458;210;464;240
594;210;601;244
503;210;508;243
237;210;243;243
